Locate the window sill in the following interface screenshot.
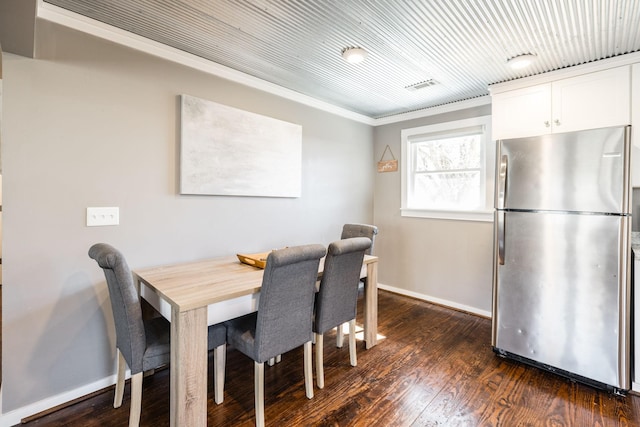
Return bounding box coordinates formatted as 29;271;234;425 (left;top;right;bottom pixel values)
400;208;494;222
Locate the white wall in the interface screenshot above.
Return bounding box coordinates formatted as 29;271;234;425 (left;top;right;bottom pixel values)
1;20;373;415
373;106;494;316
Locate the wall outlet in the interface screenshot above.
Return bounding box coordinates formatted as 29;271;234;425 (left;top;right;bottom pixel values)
86;207;119;226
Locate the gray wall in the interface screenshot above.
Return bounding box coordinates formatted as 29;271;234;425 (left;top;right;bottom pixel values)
373;106;494;315
0;0;36;59
2;20;373;412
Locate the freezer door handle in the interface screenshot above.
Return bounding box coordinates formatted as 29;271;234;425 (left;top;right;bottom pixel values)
497;211;505;265
497;154;507;209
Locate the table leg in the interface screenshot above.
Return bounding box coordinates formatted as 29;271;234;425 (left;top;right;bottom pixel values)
363;260;378;349
170;306;208;427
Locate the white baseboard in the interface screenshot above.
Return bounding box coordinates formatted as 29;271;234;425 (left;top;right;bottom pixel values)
0;374;119;427
378;283;492;318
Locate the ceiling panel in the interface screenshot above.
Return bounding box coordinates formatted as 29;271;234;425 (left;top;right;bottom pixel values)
42;0;640;118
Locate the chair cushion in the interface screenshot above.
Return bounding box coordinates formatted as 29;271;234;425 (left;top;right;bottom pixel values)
225;313;258;358
141;317;226;372
141;316;171;372
208;323;227;349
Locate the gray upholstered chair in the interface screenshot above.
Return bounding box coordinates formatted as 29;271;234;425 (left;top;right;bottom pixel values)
341;223;378;255
88;243;227;427
338;223;378;346
313;237;372;389
225;244;326;427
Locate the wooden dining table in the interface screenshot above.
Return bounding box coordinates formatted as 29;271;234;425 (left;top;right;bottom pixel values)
133;253;379;427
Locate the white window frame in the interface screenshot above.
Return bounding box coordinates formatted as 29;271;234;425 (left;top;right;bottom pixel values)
401;116;494;222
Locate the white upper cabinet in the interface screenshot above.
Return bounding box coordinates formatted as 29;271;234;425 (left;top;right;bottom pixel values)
552;66;630;133
492;66;631;140
491;84;551;139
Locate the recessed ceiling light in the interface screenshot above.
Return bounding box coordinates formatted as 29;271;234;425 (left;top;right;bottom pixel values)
507;53;537;70
342;47;367;64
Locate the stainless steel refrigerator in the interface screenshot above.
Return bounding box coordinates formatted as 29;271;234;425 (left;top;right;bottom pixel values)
492;125;632;394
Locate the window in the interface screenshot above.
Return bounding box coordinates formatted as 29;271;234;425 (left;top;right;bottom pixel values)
401;116;494;221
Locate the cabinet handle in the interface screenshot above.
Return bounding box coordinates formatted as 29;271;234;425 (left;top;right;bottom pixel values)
544;120;550;127
554;119;561;126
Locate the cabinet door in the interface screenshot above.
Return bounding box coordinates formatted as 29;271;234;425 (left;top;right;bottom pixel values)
552;66;630;134
492;83;551;140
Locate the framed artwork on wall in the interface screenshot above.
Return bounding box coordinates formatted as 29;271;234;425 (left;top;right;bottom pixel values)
180;94;302;197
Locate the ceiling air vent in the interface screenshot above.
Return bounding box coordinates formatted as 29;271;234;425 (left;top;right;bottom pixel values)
405;79;438;91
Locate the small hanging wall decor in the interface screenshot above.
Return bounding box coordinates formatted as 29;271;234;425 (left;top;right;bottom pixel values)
377;145;398;173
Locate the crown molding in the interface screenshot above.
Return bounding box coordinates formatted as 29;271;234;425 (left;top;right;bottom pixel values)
373;96;492;126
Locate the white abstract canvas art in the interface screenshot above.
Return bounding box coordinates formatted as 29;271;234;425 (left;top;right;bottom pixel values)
180;94;302;197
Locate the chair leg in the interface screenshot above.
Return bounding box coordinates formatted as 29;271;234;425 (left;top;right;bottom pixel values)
214;344;226;404
336;323;344;348
349;319;357;367
129;372;143;427
255;362;265;427
114;348;126;408
304;341;314;399
315;333;324;389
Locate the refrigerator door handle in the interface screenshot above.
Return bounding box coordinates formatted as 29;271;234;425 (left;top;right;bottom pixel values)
497;154;507;209
497;211;505;265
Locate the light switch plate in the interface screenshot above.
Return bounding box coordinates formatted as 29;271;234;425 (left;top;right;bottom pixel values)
86;207;119;226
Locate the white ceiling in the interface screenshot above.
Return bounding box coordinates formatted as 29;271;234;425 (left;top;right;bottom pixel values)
41;0;640;119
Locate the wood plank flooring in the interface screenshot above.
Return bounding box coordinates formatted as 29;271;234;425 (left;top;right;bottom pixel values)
21;290;640;426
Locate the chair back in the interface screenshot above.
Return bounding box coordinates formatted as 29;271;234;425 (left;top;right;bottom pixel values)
315;237;372;334
254;244;326;363
88;243;146;373
341;223;378;255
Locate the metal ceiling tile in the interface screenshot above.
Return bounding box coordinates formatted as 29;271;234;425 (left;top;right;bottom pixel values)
43;0;640;118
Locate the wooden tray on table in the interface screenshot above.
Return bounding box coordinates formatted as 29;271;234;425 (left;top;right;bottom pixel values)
236;251;271;269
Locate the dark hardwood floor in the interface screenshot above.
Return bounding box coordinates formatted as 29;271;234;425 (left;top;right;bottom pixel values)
21;290;640;426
